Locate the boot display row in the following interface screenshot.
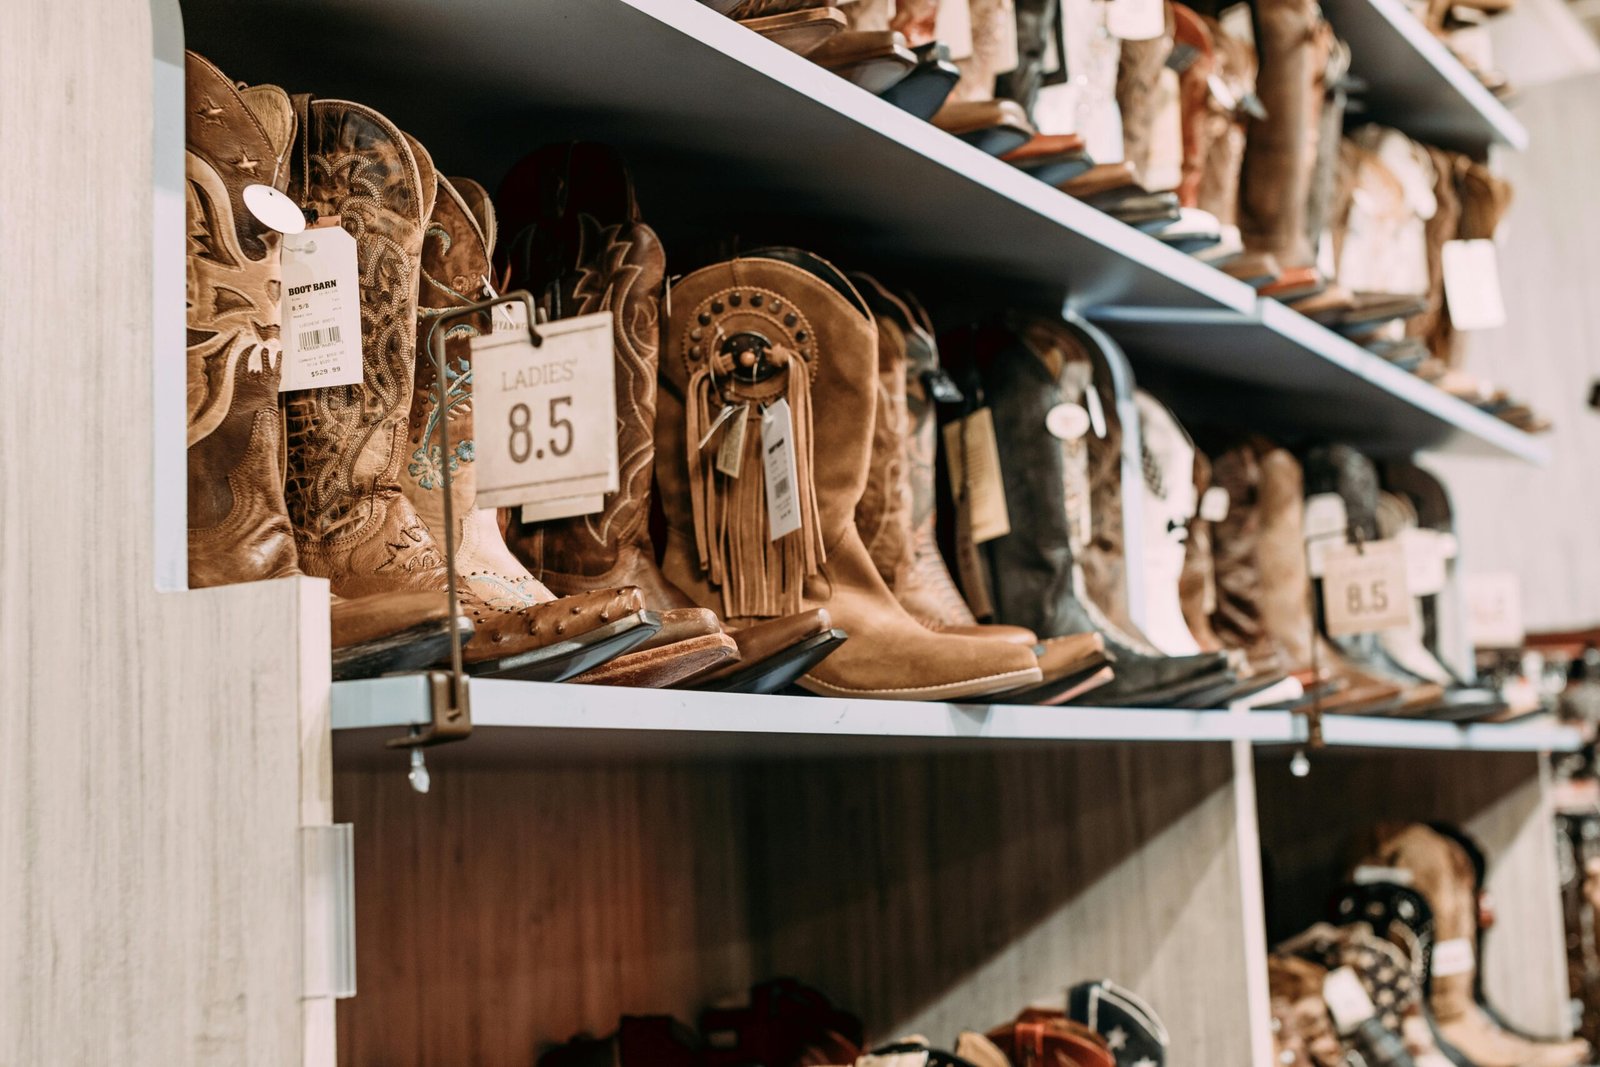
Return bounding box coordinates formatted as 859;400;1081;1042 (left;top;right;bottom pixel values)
538;976;1168;1067
1267;821;1591;1067
692;0;1545;434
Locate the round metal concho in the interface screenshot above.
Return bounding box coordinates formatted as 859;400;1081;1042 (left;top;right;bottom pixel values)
721;330;782;383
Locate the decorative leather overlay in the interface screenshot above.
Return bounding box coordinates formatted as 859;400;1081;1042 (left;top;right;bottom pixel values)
411;216;480;494
285;103;427;544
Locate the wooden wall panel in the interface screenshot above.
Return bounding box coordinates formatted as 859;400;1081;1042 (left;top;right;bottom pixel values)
1255;750;1570;1035
336;744;1259;1066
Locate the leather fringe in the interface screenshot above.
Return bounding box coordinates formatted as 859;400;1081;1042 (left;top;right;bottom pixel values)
684;349;824;618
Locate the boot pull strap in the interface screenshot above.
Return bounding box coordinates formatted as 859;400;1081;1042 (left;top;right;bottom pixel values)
290;93;313;208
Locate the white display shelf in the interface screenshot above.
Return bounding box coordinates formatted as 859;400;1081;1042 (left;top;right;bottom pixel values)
184;0;1542;464
330;677;1582;766
1320;0;1529;151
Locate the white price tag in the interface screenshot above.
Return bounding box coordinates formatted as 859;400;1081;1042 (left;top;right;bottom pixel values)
243;184;306;235
857;1054;929;1067
1084;386;1108;439
1046;402;1091;440
761;399;802;541
1442;239;1507;331
1353;865;1414;886
933;0;974;59
716;404;751;478
471;311;617;510
1199;486;1230;523
1304;493;1350;578
1399;527;1452;597
279;223;364;391
1323;967;1377;1034
942;407;1011;544
1432;938;1475;977
1322;540;1412;637
1465;572;1524;649
1107;0;1165;40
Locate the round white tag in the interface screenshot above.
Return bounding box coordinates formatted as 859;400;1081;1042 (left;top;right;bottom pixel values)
1045;402;1091;440
243;184;306;235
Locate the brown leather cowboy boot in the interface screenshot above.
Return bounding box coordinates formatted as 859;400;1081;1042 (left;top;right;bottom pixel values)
1238;0;1320;277
657;251;1043;700
494;144;842;693
1117;1;1180;193
185;51;472;677
1180;451;1224;653
285;101;654;679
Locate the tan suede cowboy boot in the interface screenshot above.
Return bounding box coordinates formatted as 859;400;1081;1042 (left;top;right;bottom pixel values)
495;144;843;693
285;100;653;678
657;251;1043;699
185;51;470;677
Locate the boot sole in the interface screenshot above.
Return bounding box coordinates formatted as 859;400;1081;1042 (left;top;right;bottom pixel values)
694;629;849;695
467;610;661;682
331;616;473;681
793;665;1043;702
571;632;740;688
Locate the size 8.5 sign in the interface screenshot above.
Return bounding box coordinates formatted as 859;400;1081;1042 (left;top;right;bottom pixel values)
469;311;618;510
1321;540;1412;638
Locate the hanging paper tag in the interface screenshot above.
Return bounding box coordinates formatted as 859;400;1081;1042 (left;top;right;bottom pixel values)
1442;240;1507;331
1353;865;1414;886
761;400;802;540
934;0;974;59
857;1054;930;1067
1107;0;1165;41
493;299;529;334
279;224;364;391
1465;572;1524;649
1199;486;1230;523
1303;493;1350;578
520;495;606;524
1219;2;1255;47
1322;540;1412;637
1046;402;1091;441
1432;938;1475;977
470;311;617;511
1206;74;1239;113
243;184;306;235
1398;527;1451;597
1323;967;1377;1034
1084;387;1108;438
942;408;1011;543
716;405;750;478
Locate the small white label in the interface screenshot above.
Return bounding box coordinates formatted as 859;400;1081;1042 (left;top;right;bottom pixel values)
280;224;364;391
1465;572;1524;649
1432;938;1475;977
1323;967;1377;1034
1322;540;1413;637
1084;386;1108;439
857;1054;930;1067
471;311;618;510
243;183;306;235
762;399;802;541
1107;0;1165;40
933;0;974;58
1046;402;1091;440
519;495;605;523
1199;486;1230;523
1304;493;1350;578
1219;2;1254;47
943;408;1011;544
1353;865;1415;886
1399;527;1451;597
1206;74;1239;113
1442;240;1507;332
493;299;530;333
716;404;750;478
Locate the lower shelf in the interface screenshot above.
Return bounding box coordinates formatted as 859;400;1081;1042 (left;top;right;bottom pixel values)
330;676;1581;766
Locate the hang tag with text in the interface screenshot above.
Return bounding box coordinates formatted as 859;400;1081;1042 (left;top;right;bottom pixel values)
279;223;364;391
943;408;1011;544
1442;239;1507;331
1303;493;1350;578
1321;540;1412;637
1432;938;1475;977
1199;486;1231;523
762;399;802;541
1046;402;1091;440
1465;571;1524;649
1399;527;1455;597
471;311;617;510
716;404;751;478
1323;967;1377;1034
1108;0;1165;40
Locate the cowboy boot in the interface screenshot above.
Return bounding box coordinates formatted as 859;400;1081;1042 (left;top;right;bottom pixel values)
1180;451;1224;653
852;274;1110;700
933;0;1037;154
1117;2;1182;194
494;145;843;693
1238;0;1320;276
285;101;654;679
980;318;1234;706
1198;14;1273;277
656;251;1043;700
185;52;471;676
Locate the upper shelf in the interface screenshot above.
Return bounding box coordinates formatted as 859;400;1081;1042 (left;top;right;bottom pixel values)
1320;0;1529;151
183;0;1542;462
330;676;1581;767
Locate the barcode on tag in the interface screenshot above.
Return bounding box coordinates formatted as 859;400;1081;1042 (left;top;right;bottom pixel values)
761;399;802;541
298;325;341;350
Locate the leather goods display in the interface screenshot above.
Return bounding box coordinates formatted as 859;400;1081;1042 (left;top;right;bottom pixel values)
655;252;1043;700
985;1007;1117;1067
495;143;843;694
1067;980;1170;1067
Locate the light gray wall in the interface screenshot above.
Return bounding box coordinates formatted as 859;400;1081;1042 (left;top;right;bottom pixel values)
1425;73;1600;631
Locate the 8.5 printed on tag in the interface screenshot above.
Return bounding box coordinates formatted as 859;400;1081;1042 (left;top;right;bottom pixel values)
1321;540;1412;638
279;222;364;391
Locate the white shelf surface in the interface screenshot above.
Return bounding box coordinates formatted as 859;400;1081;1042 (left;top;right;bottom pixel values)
330;677;1581;766
1321;0;1528;150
